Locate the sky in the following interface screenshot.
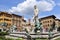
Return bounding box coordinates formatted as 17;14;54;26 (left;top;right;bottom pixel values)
0;0;60;20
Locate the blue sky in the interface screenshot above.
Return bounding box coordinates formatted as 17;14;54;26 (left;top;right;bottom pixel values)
0;0;25;11
0;0;60;19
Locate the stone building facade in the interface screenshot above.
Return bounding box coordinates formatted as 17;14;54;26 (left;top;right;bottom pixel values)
0;11;26;32
55;19;60;27
39;15;56;32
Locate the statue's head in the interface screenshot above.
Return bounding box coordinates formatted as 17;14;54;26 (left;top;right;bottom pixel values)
34;5;37;9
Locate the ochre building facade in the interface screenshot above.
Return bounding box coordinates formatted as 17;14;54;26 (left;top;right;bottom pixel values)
0;12;26;31
39;15;56;29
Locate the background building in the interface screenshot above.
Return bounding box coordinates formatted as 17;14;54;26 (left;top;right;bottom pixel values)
0;11;60;32
39;15;56;32
0;12;12;31
55;19;60;27
24;19;34;32
12;14;23;31
0;11;26;32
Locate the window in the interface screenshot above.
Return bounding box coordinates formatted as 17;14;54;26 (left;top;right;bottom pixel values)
0;19;3;21
4;14;12;18
0;14;3;16
4;18;11;21
50;20;52;22
48;24;49;26
48;21;49;23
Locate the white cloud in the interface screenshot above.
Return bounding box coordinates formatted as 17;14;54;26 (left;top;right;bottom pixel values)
9;0;56;18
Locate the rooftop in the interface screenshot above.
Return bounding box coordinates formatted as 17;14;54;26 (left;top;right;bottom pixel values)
12;14;22;18
0;11;22;18
55;19;60;21
39;15;56;20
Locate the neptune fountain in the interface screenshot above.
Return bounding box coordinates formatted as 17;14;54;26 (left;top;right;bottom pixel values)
6;5;59;40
